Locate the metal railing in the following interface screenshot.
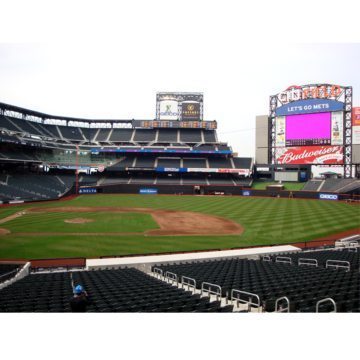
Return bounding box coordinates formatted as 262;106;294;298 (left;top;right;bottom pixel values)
316;298;337;313
230;289;261;310
201;282;222;301
165;271;178;285
275;296;290;312
153;267;163;279
181;276;196;293
298;258;318;267
326;260;350;271
276;256;292;265
0;268;19;281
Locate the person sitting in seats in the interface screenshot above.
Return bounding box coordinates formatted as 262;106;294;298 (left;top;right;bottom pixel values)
70;285;89;312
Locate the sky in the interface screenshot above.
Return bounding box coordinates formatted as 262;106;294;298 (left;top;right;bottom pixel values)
0;1;360;158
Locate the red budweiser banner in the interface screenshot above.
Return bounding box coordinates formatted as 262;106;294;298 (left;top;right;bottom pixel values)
276;146;343;164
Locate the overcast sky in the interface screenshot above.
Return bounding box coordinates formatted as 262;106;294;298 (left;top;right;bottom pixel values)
0;1;359;159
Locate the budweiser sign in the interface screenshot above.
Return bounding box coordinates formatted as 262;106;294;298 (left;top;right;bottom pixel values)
276;146;343;165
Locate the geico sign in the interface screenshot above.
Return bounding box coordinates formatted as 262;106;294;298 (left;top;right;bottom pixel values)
278;84;343;104
319;193;338;200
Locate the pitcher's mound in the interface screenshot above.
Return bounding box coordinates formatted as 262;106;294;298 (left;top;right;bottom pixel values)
64;218;94;224
0;228;10;235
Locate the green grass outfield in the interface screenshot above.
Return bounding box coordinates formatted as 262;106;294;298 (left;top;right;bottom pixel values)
0;194;358;259
4;212;158;234
251;181;305;190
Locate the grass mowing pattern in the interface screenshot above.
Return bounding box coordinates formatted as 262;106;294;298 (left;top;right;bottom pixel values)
0;194;358;259
251;181;305;190
4;212;158;234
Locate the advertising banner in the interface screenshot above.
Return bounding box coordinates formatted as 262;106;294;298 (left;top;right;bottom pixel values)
217;168;250;175
352;107;360;126
352;107;360;145
79;188;97;194
331;111;343;145
155;167;187;173
275;116;286;147
159;100;179;120
275;99;344;116
319;193;338;201
181;102;200;121
275;146;343;164
156;92;203;121
242;190;251;196
139;188;158;194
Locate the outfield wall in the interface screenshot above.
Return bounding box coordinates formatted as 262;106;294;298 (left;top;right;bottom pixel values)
93;184;356;200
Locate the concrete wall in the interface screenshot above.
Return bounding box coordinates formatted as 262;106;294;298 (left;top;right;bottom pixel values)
255;147;269;164
352;144;360;163
255;115;269;164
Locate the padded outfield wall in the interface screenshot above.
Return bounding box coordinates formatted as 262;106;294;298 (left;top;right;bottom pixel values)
79;184;357;200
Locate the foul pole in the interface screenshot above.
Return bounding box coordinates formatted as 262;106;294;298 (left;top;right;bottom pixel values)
75;144;79;194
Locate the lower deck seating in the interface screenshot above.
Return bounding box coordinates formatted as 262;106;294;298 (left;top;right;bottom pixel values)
0;264;20;283
0;174;73;201
153;258;360;312
0;268;233;313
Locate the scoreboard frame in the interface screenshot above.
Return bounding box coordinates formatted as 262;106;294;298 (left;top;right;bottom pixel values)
269;84;353;178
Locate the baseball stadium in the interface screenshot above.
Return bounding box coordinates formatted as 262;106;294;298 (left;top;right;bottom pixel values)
0;86;359;313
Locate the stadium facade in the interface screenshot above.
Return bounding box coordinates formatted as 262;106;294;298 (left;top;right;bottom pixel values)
0;92;253;203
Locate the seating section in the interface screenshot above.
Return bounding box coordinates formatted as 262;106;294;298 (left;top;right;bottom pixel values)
156;175;181;185
0;264;20;283
233;178;253;186
0;115;22;132
181;176;207;185
153;258;360;312
217;145;231;151
101;176;131;185
109;129;134;142
0;268;233;312
108;157;135;169
95;129;111;142
180;129;202;143
182;158;207;168
57;126;84;141
208;158;232;168
133;129;156;143
0;149;39;161
0;174;73;201
303;180;323;191
321;179;358;192
130;176;156;184
0;272;74;312
134;157;155;168
195;145;217;151
208;177;234;185
157;129;178;143
203;130;216;143
233;157;252;169
157;158;181;168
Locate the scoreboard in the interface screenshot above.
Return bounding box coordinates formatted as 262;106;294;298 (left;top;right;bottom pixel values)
133;120;217;130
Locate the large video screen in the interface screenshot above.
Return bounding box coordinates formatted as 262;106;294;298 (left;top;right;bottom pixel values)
285;112;331;146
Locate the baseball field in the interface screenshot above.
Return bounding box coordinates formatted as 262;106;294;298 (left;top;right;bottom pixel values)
0;194;359;259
